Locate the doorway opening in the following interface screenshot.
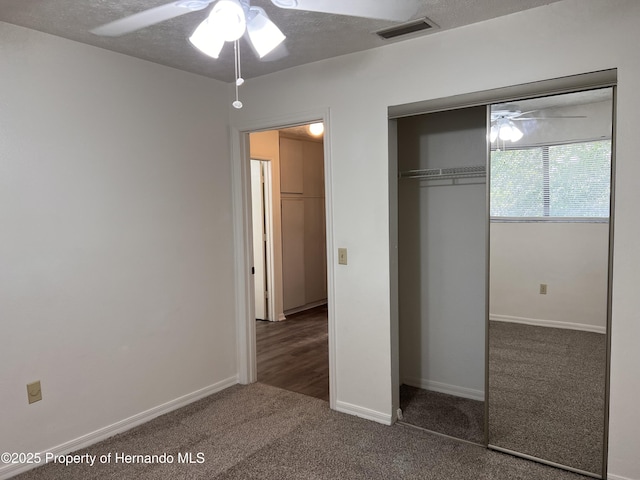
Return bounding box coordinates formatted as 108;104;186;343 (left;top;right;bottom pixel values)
248;123;329;402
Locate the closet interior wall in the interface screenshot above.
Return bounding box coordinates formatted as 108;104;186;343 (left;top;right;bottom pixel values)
397;107;487;405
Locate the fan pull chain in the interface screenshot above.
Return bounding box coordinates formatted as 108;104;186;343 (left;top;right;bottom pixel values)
236;39;244;86
232;40;244;109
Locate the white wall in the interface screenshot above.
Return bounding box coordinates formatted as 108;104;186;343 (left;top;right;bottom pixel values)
490;222;609;332
0;22;236;477
398;108;486;400
230;1;640;478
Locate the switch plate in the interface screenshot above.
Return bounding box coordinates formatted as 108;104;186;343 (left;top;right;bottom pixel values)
27;381;42;404
539;283;548;295
338;248;348;265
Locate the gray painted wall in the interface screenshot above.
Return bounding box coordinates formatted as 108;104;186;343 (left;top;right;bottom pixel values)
398;107;487;399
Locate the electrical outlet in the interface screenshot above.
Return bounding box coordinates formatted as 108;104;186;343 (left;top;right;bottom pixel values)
539;283;548;295
27;381;42;404
338;248;348;265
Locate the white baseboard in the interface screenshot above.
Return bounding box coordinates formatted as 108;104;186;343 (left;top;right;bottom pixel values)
0;376;238;480
284;300;328;316
607;474;635;480
335;400;392;426
402;377;484;402
490;314;606;334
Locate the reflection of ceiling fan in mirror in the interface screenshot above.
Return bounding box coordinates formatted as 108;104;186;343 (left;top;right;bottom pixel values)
490;103;586;144
91;0;421;108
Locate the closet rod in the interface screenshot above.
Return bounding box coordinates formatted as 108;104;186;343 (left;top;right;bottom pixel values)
399;165;486;181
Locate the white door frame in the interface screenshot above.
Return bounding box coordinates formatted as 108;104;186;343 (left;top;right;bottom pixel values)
230;109;337;409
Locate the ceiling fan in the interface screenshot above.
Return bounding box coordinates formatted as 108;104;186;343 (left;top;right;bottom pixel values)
490;104;586;143
91;0;421;107
90;0;422;58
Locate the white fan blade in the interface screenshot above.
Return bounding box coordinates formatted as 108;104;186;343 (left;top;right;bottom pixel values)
512;116;587;120
512;109;538;118
270;0;420;21
91;0;214;37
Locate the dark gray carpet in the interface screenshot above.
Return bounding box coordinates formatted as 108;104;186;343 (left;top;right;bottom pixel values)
489;321;606;475
400;385;485;444
14;383;593;480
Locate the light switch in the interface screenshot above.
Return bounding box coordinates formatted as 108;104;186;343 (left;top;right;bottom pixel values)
27;381;42;404
338;248;348;265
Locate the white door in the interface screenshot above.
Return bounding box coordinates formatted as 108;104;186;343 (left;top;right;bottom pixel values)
250;160;268;320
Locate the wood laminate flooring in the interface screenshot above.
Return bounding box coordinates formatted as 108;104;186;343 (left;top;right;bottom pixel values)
256;305;329;401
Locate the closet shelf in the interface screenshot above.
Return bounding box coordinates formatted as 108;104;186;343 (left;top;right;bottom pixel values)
399;165;486;181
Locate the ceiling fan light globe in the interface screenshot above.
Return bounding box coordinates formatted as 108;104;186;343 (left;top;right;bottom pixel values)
497;120;524;142
210;0;247;42
247;7;286;58
509;124;524;142
498;123;512;141
490;125;499;142
189;19;225;58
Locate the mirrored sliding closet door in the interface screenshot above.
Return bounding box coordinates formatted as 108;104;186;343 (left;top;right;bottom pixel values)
487;87;614;478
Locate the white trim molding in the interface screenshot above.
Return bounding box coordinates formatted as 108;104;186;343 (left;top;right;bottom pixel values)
606;474;635;480
284;300;328;317
335;401;393;426
402;377;484;402
231;126;256;384
0;376;238;480
490;314;606;334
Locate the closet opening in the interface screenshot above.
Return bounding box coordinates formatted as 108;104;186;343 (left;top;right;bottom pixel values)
389;69;616;479
395;106;487;444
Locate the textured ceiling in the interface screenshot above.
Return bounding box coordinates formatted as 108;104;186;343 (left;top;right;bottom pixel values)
0;0;564;83
280;124;324;142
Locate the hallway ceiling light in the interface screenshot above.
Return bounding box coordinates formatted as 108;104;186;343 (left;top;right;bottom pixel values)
308;122;324;136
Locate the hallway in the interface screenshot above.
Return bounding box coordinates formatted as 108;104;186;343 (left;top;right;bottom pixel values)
256;305;329;401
